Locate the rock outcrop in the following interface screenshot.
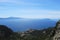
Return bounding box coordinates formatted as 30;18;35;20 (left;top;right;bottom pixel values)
53;20;60;40
0;25;13;39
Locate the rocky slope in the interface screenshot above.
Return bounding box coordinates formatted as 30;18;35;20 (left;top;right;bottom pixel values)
0;25;56;40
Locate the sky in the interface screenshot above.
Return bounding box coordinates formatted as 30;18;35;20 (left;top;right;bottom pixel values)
0;0;60;19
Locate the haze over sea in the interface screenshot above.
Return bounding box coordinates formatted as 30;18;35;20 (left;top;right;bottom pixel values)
0;17;58;32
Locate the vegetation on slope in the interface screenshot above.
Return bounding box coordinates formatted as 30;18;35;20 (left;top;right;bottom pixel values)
0;25;56;40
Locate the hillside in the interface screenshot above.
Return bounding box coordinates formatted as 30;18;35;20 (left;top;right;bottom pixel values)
3;27;55;40
0;25;56;40
19;27;55;40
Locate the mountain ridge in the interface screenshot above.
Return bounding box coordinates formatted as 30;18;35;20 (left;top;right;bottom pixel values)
0;17;22;19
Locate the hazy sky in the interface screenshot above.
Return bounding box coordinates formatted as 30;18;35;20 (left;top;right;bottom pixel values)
0;0;60;19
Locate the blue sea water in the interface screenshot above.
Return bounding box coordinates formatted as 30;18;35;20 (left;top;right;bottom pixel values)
0;18;57;32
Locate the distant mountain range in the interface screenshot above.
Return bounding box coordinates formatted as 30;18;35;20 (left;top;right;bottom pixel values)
0;17;59;32
0;17;22;19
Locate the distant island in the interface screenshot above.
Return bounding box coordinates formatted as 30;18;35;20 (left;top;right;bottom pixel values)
0;17;22;19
